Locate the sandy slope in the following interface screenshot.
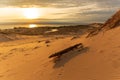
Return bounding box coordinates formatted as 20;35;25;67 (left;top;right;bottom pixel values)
0;27;120;80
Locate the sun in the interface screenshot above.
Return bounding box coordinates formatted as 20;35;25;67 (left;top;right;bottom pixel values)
23;8;40;19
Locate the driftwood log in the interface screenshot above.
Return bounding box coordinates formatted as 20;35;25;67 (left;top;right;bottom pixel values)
49;43;83;58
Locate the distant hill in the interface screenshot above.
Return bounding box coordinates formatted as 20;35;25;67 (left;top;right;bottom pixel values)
89;23;103;28
0;25;92;35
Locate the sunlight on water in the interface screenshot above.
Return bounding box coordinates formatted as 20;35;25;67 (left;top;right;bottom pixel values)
29;24;37;28
0;24;65;29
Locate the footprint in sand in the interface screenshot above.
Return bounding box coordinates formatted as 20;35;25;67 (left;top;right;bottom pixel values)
33;46;40;49
71;36;79;40
10;48;17;51
10;48;26;52
1;55;8;60
58;73;62;75
24;54;30;56
0;75;4;77
8;53;13;55
112;59;120;69
0;53;2;55
1;52;13;60
46;44;50;47
45;40;51;44
99;50;104;53
38;41;42;43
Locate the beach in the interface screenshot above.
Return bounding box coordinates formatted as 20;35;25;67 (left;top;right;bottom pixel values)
0;25;120;80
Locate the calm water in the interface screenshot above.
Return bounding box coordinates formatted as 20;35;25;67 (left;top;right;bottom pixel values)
0;24;65;29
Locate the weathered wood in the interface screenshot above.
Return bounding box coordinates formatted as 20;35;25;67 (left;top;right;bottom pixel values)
49;43;83;58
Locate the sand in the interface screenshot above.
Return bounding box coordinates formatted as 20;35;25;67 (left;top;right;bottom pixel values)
0;26;120;80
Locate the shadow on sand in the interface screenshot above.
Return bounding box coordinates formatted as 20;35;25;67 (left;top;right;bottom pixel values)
53;47;89;68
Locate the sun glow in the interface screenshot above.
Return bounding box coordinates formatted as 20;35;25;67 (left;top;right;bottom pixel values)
29;24;37;28
23;8;40;19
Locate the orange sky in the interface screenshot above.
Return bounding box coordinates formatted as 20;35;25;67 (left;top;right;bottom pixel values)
0;7;83;24
0;0;119;24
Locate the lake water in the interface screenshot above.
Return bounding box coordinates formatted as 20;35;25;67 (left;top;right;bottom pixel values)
0;24;65;29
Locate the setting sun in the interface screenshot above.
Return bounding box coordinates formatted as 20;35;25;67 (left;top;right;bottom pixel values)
23;8;40;19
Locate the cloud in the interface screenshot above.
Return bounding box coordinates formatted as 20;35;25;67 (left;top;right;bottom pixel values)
0;0;120;24
0;0;119;9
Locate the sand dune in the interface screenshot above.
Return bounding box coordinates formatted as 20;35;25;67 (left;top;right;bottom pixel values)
0;25;120;80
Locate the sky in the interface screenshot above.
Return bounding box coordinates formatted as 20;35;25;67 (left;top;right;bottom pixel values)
0;0;120;25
